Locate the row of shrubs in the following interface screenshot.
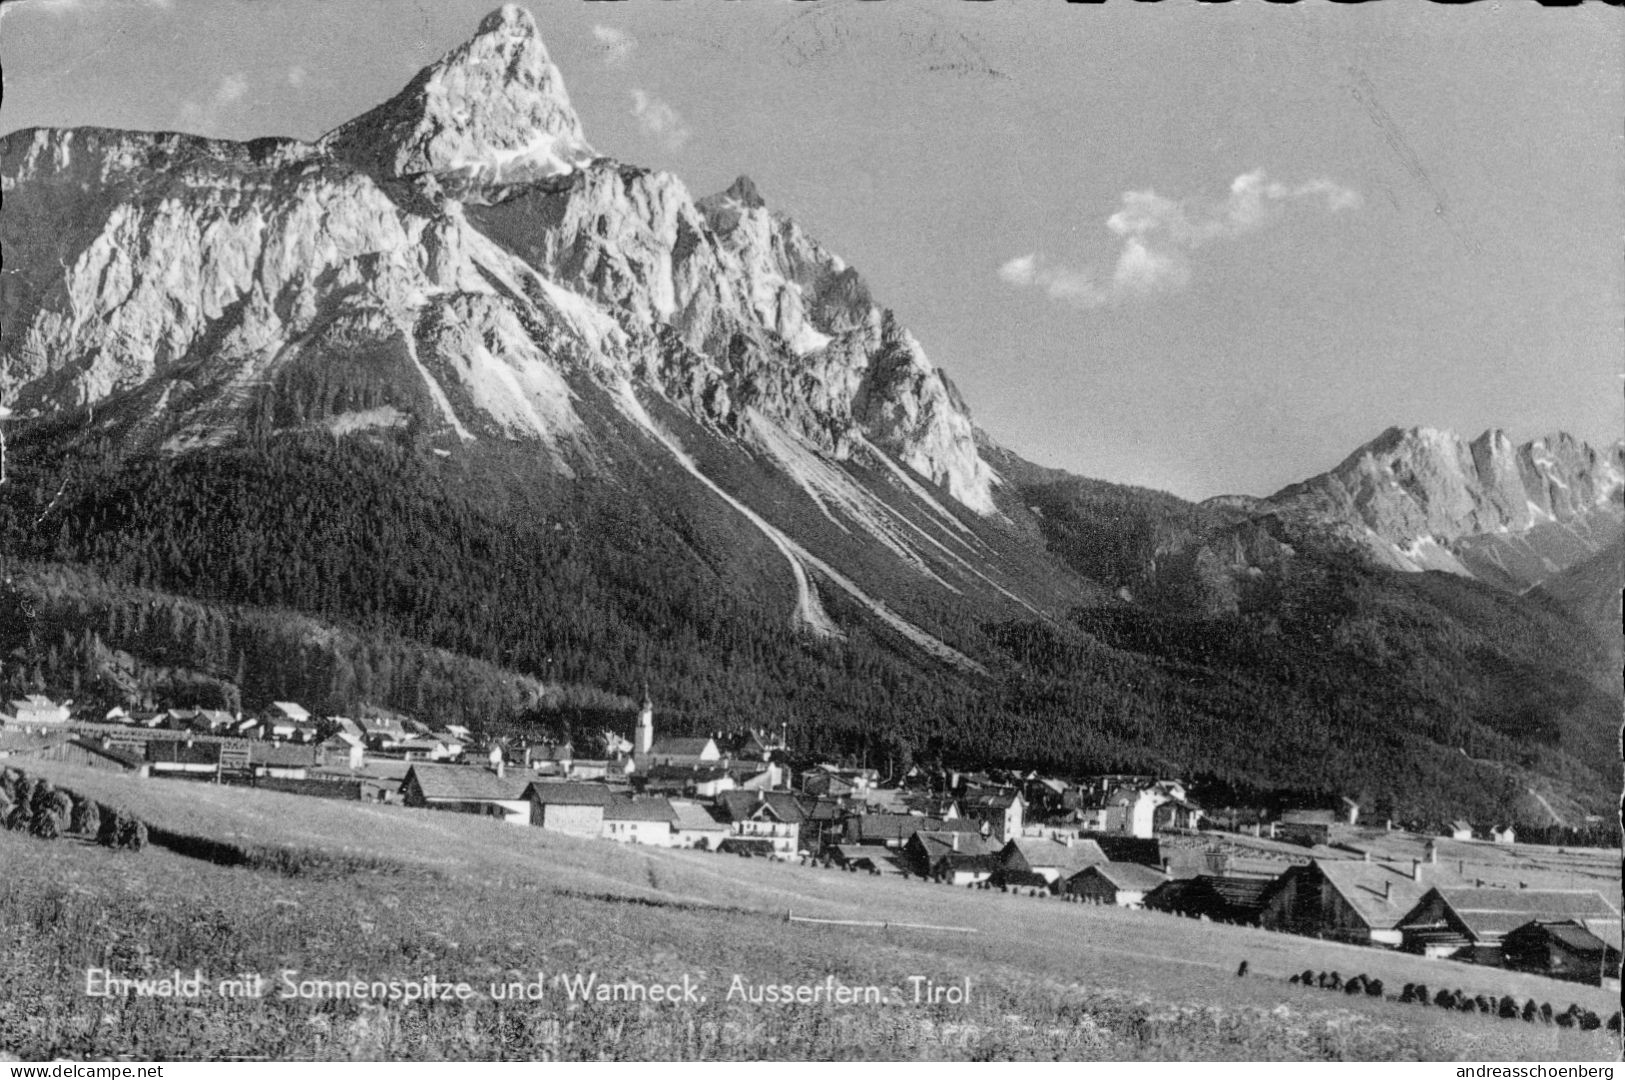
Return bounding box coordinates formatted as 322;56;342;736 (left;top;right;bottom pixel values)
1290;968;1619;1032
0;766;148;850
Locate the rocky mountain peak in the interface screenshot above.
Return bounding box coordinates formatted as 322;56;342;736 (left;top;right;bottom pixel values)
320;4;594;183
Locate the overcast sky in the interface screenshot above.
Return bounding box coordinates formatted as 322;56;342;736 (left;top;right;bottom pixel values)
2;0;1619;500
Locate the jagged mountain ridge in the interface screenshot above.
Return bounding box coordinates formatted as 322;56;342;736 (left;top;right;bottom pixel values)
1201;426;1624;593
0;4;1024;655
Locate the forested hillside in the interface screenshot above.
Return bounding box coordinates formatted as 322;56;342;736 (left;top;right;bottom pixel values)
1;427;1615;825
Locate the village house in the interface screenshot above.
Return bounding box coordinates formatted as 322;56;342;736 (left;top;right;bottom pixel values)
1151;797;1202;833
639;764;734;799
524;741;574;776
668;799;730;849
5;695;72;729
1501;920;1624;987
1394;887;1621;965
317;731;366;770
526;781;616;838
401;762;532;824
1448;820;1475;842
602;797;678;846
960;790;1024;841
1491;824;1517;845
1103;786;1165;839
717;790;804;859
1065;862;1168;907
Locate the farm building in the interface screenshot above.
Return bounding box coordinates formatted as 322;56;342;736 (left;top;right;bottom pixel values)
1501;920;1623;986
249;742;316;780
1276;810;1338;848
906;830;991;879
526;781;616;838
844;812;943;848
641;736;722;769
998;836;1107;885
828;845;888;873
401;764;531;824
1258;858;1447;946
936;852;999;886
1394;887;1621;964
1144;874;1276;925
7;736;147;774
1065;862;1168;907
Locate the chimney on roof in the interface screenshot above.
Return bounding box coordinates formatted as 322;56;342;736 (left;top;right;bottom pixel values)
1411;859;1423;882
1383;880;1391;901
1363;850;1371;862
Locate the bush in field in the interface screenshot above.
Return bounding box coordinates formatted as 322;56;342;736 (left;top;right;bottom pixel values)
71;797;100;836
12;777;37;816
5;803;31;832
29;779;56;816
45;790;73;826
118;817;148;852
29;811;61;840
98;809;128;848
0;787;11;819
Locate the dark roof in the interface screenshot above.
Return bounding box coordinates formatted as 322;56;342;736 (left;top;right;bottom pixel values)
603;797;678;823
718;790;807;824
407;764;529;802
67;738;145;769
251;743;317;768
1088;835;1163;866
146;740;222;765
847;813;940;842
940;853;999;874
642;764;729;782
527;781;616;807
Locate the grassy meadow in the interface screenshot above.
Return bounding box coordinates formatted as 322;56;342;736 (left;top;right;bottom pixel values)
1;763;1619;1061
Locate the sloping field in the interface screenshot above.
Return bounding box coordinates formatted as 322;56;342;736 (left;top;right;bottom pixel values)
4;762;1620;1061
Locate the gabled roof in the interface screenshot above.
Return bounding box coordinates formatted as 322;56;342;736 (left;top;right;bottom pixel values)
910;831;990;862
66;737;145;770
603;797;677;823
846;812;939;841
962;791;1021;811
268;702;311;722
1311;860;1449;931
668;800;728;831
1426;888;1619;940
527;781;616;807
1002;837;1107;874
647;736;717;757
407;764;530;801
1075;861;1168;892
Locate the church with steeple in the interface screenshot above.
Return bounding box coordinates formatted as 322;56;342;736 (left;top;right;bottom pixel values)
630;692;722;770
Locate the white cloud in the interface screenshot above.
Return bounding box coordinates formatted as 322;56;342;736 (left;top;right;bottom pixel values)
1003;170;1360;309
287;66;306;89
630;89;690;151
592;24;636;67
176;72;249;135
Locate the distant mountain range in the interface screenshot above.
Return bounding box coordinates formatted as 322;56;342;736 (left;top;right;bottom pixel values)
2;5;1618;826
